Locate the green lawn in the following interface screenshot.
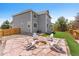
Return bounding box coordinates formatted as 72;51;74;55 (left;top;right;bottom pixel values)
54;32;79;56
41;33;49;37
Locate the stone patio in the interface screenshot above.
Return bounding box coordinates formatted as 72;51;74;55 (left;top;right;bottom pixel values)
0;35;69;56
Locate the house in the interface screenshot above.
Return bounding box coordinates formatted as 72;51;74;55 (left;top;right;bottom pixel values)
12;10;51;34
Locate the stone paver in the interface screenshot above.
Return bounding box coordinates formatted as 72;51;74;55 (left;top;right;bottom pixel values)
0;35;68;56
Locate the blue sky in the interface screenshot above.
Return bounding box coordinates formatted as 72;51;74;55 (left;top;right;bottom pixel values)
0;3;79;25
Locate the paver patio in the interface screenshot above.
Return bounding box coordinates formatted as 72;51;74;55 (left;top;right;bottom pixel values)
0;35;69;56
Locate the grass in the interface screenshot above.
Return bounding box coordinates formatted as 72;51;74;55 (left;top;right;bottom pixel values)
41;33;49;37
41;32;79;56
54;32;79;56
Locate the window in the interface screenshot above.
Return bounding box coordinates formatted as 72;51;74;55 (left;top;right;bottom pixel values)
34;23;37;27
47;24;48;27
28;25;30;28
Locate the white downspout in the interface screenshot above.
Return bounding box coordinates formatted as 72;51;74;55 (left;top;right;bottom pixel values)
30;12;33;33
45;14;47;33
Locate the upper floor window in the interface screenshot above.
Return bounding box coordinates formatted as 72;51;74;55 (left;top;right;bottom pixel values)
34;23;37;27
33;14;37;18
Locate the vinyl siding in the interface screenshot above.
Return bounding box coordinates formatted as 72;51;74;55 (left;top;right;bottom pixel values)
38;14;47;33
32;12;38;33
12;12;32;34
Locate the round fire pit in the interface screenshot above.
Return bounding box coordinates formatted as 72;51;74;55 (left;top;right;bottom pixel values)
34;40;50;48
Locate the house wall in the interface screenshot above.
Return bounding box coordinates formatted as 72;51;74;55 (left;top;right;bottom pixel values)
12;10;51;34
38;14;47;33
32;12;38;33
46;15;51;33
12;12;32;34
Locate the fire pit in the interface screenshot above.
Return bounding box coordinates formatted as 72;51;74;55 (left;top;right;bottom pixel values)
35;41;47;46
33;40;50;48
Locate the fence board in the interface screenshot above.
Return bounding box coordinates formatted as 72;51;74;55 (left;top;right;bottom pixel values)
0;28;21;37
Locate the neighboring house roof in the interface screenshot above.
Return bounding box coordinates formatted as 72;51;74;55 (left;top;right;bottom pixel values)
13;9;51;18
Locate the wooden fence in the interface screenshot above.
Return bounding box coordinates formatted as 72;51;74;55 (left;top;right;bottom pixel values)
69;29;79;39
0;28;21;37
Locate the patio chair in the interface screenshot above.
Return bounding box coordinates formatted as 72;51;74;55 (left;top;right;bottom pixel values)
50;44;65;54
46;33;54;42
32;33;38;40
47;38;53;42
26;43;37;51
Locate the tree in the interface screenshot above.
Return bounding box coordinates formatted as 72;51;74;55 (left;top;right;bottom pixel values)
54;16;68;32
1;20;11;29
54;22;59;31
72;13;79;29
67;20;75;30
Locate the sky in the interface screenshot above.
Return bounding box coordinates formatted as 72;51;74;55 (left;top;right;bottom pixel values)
0;3;79;26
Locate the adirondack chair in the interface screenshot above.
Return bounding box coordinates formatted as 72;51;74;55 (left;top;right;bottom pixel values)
50;44;65;54
26;43;37;51
32;33;38;40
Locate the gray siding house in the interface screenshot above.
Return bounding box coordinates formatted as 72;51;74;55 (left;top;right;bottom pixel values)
12;10;51;34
